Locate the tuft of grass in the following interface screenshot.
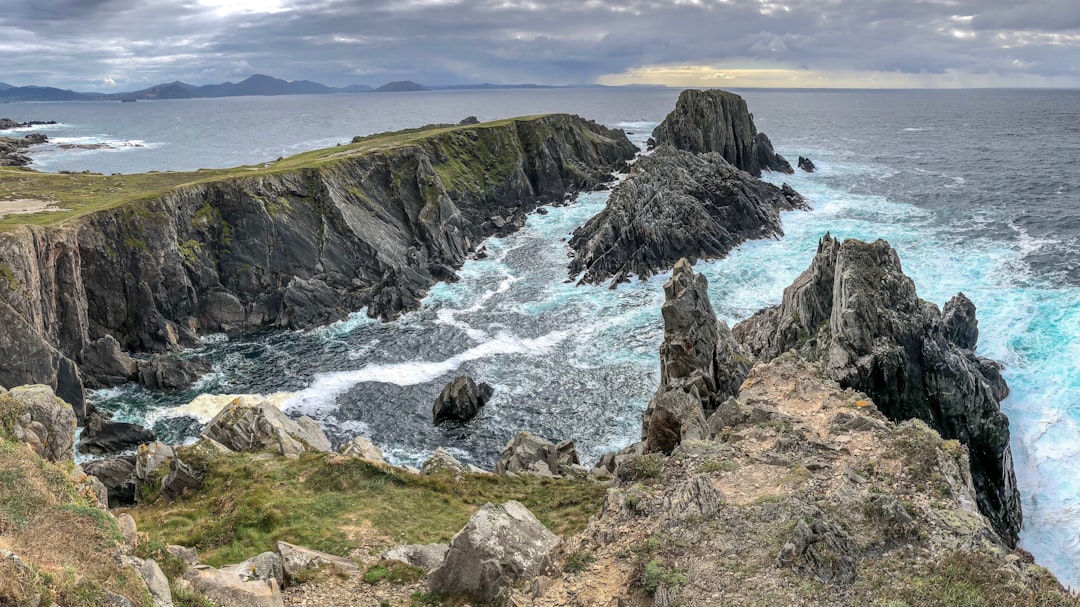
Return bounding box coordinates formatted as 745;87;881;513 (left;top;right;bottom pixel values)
131;449;606;567
642;558;688;595
563;551;596;574
363;561;425;585
619;455;663;481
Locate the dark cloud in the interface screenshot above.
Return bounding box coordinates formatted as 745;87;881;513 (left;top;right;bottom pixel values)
0;0;1078;89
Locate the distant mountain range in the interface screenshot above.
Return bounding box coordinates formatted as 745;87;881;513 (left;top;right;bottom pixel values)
0;74;666;103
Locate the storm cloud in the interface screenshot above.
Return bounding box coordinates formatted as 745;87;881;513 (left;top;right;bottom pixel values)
1;0;1078;89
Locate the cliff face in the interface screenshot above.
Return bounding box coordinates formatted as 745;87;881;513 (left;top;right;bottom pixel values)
0;115;637;415
651;89;794;177
733;234;1022;547
568;146;806;286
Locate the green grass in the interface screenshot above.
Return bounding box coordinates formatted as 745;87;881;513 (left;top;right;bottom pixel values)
362;561;425;585
642;558;687;595
131;449;607;568
0;115;553;231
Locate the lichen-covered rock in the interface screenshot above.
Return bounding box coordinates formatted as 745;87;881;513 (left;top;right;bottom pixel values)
337;436;384;463
161;456;204;502
3;384;76;462
432;375;494;424
428;501;561;604
495;432;579;477
384;544;450;572
276;541;360;586
776;518;858;584
201;400;330;455
225;551;283;584
139;558;172;607
420;447;469;476
568;148;807;286
733;234;1021;546
135;440;175;482
73;464;109;509
185;565;283;607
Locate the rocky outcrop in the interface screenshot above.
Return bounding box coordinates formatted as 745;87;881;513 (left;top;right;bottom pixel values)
651;89;793;177
798;156;816;172
568;147;807;286
185;565;284;607
82;457;137;507
78;419;156;455
384;544;450;572
0;132;47;167
201;400;331;455
495;432;580;477
1;384;76;462
137;355;212;391
276;541;360;586
337;436;385;462
732;234;1022;546
0;114;636;416
428;500;561;604
432;375;494;424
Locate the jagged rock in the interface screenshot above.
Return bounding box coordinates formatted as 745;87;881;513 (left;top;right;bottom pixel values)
117;513;138;548
942;292;979;350
421;447;469;476
644;390;708;455
798;156;816;172
139;558;173;607
80;335;139;388
225;552;283;584
664;475;724;522
651;89;793;176
4;384;77;462
384;544;450;572
162;457;204;501
135;441;175;482
276;541;360;586
432;375;494;424
185;565;283;607
138;355;212;391
78;420;156;455
73;464;109;508
201;400;331;455
776;518;858;584
428;501;561;603
495;432;579;477
592;441;645;476
82;457;137;507
459;116;480;125
337;436;385;463
733;234;1022;546
568;148;807;286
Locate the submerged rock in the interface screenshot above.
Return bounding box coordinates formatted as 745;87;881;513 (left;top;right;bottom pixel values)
427;501;560;604
432;375;494;424
568;147;807;286
733;234;1022;546
651;89;793;176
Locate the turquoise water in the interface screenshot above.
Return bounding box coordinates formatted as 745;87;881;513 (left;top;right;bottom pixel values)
72;90;1080;586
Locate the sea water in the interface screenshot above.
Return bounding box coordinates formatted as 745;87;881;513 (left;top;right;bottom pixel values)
12;88;1079;585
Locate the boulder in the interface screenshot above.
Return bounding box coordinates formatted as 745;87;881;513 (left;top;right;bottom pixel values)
733;234;1021;546
138;355;212;391
276;541;360;586
651;89;793;176
139;558;173;607
135;441;175;482
384;544;450;572
161;457;205;502
421;447;470;476
201;400;331;455
80;335;139;388
798;156;816;172
644;390;708;455
117;513;138;549
224;551;283;584
79;420;156;455
73;464;110;508
775;518;858;585
167;545;199;567
495;432;578;477
337;436;385;463
185;565;283;607
82;457;137;507
432;375;494;424
3;384;77;462
568;147;807;286
428;501;561;604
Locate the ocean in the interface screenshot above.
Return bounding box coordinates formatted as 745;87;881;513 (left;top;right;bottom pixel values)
6;88;1080;586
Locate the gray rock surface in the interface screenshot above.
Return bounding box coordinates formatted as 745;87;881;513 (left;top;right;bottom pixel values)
420;447;469;476
78;419;156;455
651;89;793;176
82;457;137;507
384;543;450;572
644;390;708;456
276;541;360;586
432;375;494;424
337;436;384;462
568;147;806;286
225;551;284;584
733;234;1022;546
185;565;283;607
138;355;212;391
135;440;175;482
201;400;330;455
139;558;173;607
798;156;816;172
4;384;77;462
427;501;561;604
162;456;204;501
495;432;579;477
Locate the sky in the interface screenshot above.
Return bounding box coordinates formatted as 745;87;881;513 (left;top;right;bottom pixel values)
1;0;1079;90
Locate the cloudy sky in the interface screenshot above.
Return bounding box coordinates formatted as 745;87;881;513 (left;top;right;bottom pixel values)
2;0;1079;90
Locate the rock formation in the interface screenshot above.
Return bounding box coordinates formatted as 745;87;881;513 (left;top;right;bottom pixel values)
651;89;793;177
1;384;76;462
798;155;816;172
568;146;807;286
495;431;580;477
0;132;47;167
0;114;636;416
201;400;331;455
732;234;1022;546
432;375;494;424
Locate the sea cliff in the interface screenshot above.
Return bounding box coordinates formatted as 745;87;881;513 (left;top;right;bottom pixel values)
0;115;637;415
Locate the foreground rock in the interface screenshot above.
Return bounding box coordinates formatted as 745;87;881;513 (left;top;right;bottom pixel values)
185;565;284;607
495;432;580;477
568;147;807;286
651;89;793;176
201;399;331;455
337;436;385;462
1;384;76;462
432;375;494;424
384;544;450;572
733;234;1022;546
277;541;360;585
428;501;561;603
82;457;137;506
